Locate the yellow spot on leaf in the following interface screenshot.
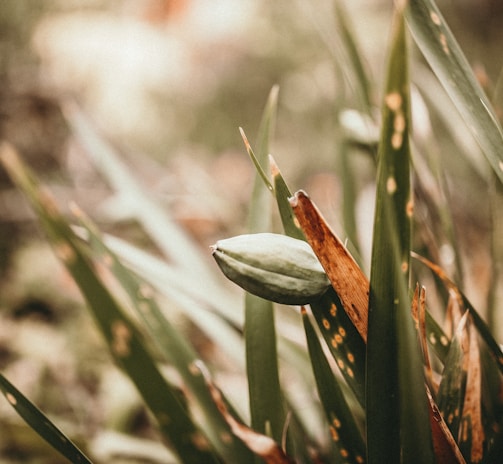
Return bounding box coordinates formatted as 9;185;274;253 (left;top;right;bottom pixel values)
111;320;132;357
430;11;441;25
439;33;449;54
337;359;345;369
335;334;343;344
392;132;403;149
333;418;341;428
6;393;16;405
347;353;355;363
338;327;346;337
401;261;408;273
440;335;449;346
322;318;330;330
329;426;339;441
429;333;437;345
330;304;337;317
55;243;76;264
340;448;349;458
394;112;406;133
387;176;397;194
347;367;354;378
406;200;414;217
385;92;402;111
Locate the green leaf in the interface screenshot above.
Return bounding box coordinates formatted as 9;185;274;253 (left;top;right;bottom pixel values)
243;87;287;450
62;102;215;282
366;7;434;463
332;0;373;115
412;252;503;375
405;0;503;184
310;288;366;408
270;156;305;241
0;373;93;464
271;158;367;408
0;144;220;464
82;231;246;367
302;308;366;463
75;214;254;464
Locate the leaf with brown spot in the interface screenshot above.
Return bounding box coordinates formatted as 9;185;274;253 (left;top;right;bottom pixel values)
198;363;294;464
412;252;503;375
459;321;484;462
271;160;366;406
412;285;435;392
437;312;469;440
289;190;369;342
1;144;221;463
426;387;467;464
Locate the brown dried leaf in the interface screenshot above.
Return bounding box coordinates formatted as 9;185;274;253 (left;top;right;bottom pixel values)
460;321;484;462
446;289;465;338
412;285;435;392
196;361;294;464
289;190;369;342
427;387;467;464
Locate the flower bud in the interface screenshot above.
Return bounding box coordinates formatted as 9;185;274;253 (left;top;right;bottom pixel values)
211;233;330;305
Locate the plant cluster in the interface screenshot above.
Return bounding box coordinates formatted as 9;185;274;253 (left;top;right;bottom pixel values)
1;1;503;463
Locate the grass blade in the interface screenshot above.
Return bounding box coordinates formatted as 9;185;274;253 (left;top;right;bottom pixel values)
0;373;93;464
243;87;287;449
366;7;434;462
412;252;503;375
332;0;374;114
269;156;304;241
73;213;254;463
406;0;503;184
270;158;367;407
62;101;214;280
301;307;366;463
0;144;220;464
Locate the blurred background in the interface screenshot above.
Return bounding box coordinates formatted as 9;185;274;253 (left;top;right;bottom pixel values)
0;0;502;462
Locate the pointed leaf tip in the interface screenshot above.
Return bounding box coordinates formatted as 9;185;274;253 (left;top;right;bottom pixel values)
239;127;251;151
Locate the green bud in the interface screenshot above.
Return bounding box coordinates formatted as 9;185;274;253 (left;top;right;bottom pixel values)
211;233;331;305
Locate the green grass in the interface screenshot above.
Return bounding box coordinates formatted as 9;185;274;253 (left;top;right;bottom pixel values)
1;1;503;463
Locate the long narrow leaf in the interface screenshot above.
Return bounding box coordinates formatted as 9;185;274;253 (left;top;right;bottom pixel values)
74;212;254;463
406;0;503;184
302;308;366;463
0;373;93;464
366;7;434;463
271;158;367;407
242;87;287;450
412;252;503;375
0;143;220;464
62;102;215;281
